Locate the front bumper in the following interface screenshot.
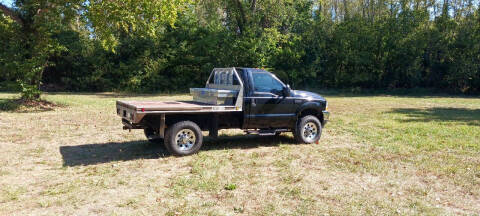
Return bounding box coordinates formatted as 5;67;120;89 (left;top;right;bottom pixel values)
322;111;330;125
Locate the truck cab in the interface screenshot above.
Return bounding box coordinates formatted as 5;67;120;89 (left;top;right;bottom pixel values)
238;68;328;129
116;67;329;156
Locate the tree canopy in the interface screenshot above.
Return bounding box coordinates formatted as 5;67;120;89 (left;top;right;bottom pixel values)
1;0;479;97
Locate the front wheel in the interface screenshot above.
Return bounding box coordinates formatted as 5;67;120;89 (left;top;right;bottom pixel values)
294;115;322;144
164;121;203;156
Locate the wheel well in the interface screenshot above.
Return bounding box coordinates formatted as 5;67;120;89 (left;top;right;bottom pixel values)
139;114;201;130
299;109;324;125
165;114;209;130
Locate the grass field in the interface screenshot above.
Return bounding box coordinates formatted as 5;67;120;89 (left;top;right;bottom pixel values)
0;92;479;215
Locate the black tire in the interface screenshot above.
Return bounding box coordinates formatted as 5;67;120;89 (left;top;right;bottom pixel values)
294;115;322;144
144;127;164;144
164;121;203;156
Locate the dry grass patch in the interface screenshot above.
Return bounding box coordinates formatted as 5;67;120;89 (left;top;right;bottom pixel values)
0;92;479;215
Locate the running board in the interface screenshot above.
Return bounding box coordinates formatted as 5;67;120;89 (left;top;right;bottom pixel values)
245;129;290;136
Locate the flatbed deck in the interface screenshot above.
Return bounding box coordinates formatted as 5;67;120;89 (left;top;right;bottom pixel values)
117;100;240;114
117;100;241;123
117;100;217;111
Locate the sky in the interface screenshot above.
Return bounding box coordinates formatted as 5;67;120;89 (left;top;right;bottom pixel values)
0;0;14;7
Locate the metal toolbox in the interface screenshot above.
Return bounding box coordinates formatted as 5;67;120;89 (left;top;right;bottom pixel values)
190;88;238;105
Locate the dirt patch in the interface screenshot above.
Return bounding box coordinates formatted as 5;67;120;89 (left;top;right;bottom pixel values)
0;98;63;112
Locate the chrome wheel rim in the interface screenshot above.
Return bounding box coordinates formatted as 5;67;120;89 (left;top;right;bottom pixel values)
302;122;318;142
175;129;196;151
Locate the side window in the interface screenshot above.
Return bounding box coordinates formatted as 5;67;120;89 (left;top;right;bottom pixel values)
252;72;284;94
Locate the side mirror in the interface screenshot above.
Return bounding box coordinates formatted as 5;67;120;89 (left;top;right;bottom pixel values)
283;85;291;97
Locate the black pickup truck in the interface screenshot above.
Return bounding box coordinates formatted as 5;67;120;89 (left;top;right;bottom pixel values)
117;67;329;156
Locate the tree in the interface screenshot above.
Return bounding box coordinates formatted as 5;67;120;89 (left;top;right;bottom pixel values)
1;0;74;99
0;0;191;100
2;0;480;95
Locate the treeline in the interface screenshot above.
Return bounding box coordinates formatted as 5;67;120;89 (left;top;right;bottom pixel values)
1;0;479;94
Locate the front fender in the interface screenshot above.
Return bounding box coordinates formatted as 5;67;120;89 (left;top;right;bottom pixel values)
295;101;324;117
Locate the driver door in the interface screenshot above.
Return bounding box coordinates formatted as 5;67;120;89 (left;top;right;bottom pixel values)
247;72;295;129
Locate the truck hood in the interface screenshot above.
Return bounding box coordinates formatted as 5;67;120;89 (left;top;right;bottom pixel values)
291;90;326;101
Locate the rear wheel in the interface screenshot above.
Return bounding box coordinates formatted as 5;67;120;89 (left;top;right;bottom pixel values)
144;127;163;144
164;121;203;156
294;115;322;144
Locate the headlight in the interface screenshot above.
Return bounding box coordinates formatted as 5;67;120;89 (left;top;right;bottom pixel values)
325;101;328;111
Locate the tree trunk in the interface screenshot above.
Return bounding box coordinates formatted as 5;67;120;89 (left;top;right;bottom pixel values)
233;0;247;34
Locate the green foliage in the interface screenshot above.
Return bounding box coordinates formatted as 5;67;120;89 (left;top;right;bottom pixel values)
224;183;237;191
0;0;191;97
1;0;480;94
86;0;193;51
0;98;19;111
18;81;41;100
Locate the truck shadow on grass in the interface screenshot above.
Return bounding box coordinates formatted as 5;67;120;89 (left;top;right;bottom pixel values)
60;135;294;167
388;107;480;126
59;140;169;167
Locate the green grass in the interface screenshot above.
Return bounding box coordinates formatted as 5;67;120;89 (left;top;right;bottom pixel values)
0;92;479;215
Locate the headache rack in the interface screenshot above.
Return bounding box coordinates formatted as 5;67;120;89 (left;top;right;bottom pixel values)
190;68;244;108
